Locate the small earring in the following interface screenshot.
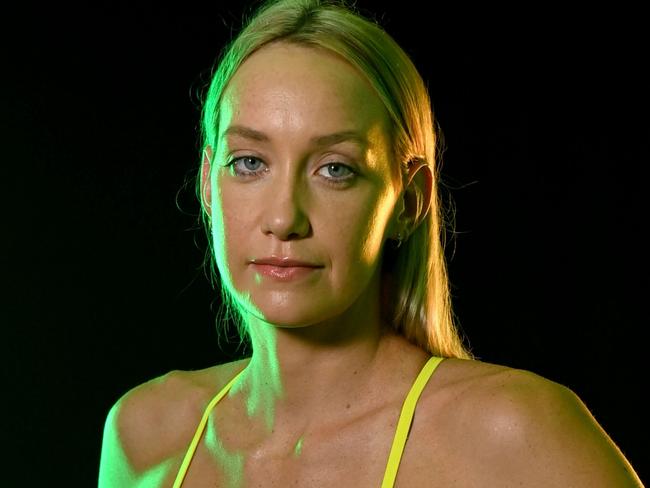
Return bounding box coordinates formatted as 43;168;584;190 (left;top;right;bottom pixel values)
395;232;403;248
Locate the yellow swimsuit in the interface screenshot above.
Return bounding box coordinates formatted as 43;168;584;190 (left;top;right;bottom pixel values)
172;355;444;487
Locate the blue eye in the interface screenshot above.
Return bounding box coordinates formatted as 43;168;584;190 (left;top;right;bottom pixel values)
225;156;266;176
224;156;356;185
318;163;355;184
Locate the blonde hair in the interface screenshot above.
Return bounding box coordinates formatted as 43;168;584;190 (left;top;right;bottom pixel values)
197;0;471;359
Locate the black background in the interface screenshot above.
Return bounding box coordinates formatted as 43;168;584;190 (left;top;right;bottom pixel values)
3;1;647;485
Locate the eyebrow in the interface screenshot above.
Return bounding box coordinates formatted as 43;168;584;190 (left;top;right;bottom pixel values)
221;124;369;149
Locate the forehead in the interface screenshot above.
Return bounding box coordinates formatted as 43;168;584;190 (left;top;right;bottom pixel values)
219;42;390;143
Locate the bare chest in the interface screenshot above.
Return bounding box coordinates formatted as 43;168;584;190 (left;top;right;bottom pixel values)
170;412;391;487
163;399;466;488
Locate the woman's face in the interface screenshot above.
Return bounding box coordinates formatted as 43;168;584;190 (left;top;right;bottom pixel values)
206;42;402;329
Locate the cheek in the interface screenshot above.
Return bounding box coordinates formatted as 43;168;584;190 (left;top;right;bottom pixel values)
210;175;250;280
318;191;395;305
352;188;397;265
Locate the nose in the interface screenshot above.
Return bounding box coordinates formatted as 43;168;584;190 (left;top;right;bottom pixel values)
261;173;311;241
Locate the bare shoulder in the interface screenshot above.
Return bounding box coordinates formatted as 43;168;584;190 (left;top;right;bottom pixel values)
98;358;249;487
427;358;643;487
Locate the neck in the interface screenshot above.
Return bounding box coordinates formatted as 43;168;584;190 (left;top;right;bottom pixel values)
229;273;402;436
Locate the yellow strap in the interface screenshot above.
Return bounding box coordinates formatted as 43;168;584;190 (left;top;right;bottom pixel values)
172;367;247;488
380;356;444;488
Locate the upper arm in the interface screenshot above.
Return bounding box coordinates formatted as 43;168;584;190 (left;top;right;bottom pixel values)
473;370;643;487
98;372;191;488
98;398;138;488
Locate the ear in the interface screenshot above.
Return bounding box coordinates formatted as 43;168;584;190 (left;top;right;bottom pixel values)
201;145;213;217
395;159;433;236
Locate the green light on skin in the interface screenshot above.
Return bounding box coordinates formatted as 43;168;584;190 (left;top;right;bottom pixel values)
98;406;176;487
232;316;283;434
209;173;284;436
207;140;287;480
293;436;304;457
201;312;282;488
138;460;175;487
206;418;245;488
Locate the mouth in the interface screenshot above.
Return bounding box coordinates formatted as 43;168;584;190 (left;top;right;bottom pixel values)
250;263;322;281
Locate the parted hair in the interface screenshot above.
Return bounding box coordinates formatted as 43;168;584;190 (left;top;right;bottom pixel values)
197;0;471;359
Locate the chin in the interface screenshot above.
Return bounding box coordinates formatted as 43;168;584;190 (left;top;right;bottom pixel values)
251;308;325;328
247;295;345;328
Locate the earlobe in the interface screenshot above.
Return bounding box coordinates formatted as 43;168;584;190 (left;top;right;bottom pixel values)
201;146;213;217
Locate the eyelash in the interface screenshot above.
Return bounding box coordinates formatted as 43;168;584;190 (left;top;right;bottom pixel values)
224;156;357;186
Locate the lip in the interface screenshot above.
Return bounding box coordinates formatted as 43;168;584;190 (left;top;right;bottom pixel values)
249;256;323;282
250;263;322;281
250;256;322;267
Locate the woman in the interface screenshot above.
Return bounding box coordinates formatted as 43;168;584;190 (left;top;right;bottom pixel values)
99;0;643;486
